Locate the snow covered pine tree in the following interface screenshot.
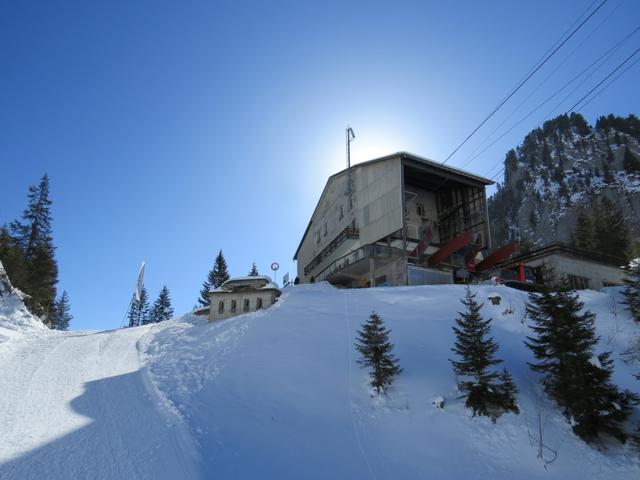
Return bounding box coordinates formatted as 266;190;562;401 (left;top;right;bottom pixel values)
450;286;518;420
355;311;402;395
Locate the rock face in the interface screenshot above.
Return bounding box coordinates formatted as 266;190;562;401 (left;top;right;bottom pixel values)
488;113;640;249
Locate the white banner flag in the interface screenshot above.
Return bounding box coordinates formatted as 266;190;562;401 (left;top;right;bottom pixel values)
135;262;145;302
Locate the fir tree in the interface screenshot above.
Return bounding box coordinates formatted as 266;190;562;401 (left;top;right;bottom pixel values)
198;250;230;307
149;286;174;323
248;262;259;276
524;281;637;443
592;198;628;261
450;287;518;420
355;311;402;395
50;291;72;331
622;260;640;324
571;212;593;251
0;226;27;291
623;145;640;174
127;287;149;327
7;175;58;317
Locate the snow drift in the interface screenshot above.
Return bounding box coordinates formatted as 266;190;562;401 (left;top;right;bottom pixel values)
0;261;46;341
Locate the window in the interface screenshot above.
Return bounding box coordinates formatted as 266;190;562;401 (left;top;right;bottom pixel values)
567;275;590;290
323;223;328;237
218;301;224;314
231;299;237;312
256;297;263;309
416;203;425;217
339;205;344;220
243;298;250;312
316;231;320;244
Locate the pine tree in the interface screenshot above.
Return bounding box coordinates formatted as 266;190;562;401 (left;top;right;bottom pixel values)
592;198;628;260
50;291;72;331
571;212;593;251
198;250;231;307
524;281;637;443
623;146;640;174
622;260;640;323
127;287;149;327
149;286;174;323
355;311;402;395
248;262;259;276
450;286;518;420
7;175;58;317
0;226;26;290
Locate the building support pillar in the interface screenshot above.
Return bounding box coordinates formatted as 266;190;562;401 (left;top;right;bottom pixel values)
369;258;375;287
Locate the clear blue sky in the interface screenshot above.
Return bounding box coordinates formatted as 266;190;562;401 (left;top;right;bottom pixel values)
1;0;639;330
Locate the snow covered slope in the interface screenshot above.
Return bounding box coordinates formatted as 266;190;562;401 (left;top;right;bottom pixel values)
1;283;639;479
142;283;640;479
0;262;46;342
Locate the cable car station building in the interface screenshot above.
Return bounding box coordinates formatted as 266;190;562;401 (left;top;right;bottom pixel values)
293;152;496;288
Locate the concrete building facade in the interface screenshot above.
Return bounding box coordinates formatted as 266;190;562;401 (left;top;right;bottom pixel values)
496;243;626;290
293;152;494;288
208;276;281;321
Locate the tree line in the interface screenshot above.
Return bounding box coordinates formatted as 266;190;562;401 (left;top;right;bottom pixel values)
355;268;640;449
0;174;71;330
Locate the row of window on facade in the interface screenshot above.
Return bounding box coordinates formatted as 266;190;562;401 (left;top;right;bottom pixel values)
217;297;270;314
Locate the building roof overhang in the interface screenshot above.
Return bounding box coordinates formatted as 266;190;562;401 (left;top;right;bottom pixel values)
293;151;493;260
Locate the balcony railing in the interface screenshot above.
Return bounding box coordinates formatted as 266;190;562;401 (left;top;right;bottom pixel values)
315;244;406;282
303;227;359;276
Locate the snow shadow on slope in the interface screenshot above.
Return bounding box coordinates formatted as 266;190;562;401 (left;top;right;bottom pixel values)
0;369;201;480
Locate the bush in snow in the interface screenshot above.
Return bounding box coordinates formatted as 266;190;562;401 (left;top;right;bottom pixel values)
450;286;519;421
355;311;402;395
525;281;638;444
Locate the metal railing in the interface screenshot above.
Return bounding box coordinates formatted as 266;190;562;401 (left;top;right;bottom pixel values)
315;244;406;282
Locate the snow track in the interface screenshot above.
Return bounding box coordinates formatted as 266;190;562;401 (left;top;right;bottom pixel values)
0;327;201;480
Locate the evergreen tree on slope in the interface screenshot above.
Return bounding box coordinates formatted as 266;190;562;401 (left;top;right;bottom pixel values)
623;145;640;174
450;286;518;420
525;281;637;443
149;286;174;323
8;175;58;318
622;259;640;323
127;287;149;327
355;311;402;395
198;250;230;307
50;291;73;331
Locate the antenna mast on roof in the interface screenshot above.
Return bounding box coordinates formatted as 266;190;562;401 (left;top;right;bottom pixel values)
346;126;355;210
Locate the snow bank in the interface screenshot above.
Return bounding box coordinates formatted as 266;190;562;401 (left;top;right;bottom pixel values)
0;261;46;341
141;284;640;479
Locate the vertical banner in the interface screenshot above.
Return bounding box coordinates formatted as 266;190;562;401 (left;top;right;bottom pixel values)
135;262;145;302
